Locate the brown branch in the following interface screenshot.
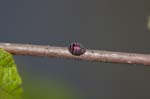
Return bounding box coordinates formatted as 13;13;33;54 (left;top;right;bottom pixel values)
0;42;150;66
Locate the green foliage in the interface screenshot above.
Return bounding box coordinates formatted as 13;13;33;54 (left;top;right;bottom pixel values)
0;49;23;99
23;76;83;99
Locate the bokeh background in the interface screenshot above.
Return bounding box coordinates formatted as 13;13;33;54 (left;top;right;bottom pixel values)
0;0;150;99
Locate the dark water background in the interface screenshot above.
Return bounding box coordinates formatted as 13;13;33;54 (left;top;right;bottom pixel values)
0;0;150;99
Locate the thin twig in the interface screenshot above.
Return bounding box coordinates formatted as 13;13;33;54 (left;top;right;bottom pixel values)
0;42;150;66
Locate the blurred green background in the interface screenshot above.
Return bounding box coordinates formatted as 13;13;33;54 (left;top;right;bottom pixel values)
0;0;150;99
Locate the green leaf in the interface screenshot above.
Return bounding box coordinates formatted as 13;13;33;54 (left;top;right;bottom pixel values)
0;48;23;99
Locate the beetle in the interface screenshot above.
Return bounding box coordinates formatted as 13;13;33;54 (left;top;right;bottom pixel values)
68;42;86;56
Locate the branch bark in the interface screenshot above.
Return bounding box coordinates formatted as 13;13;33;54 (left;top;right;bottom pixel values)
0;42;150;66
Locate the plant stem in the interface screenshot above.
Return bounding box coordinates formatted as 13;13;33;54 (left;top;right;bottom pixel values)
0;42;150;66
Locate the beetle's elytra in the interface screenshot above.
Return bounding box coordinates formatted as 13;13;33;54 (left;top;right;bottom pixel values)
68;42;86;56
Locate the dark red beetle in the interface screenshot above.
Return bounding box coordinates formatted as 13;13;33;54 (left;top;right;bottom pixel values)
68;42;86;56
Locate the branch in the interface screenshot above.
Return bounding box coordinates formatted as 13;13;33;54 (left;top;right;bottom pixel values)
0;42;150;66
